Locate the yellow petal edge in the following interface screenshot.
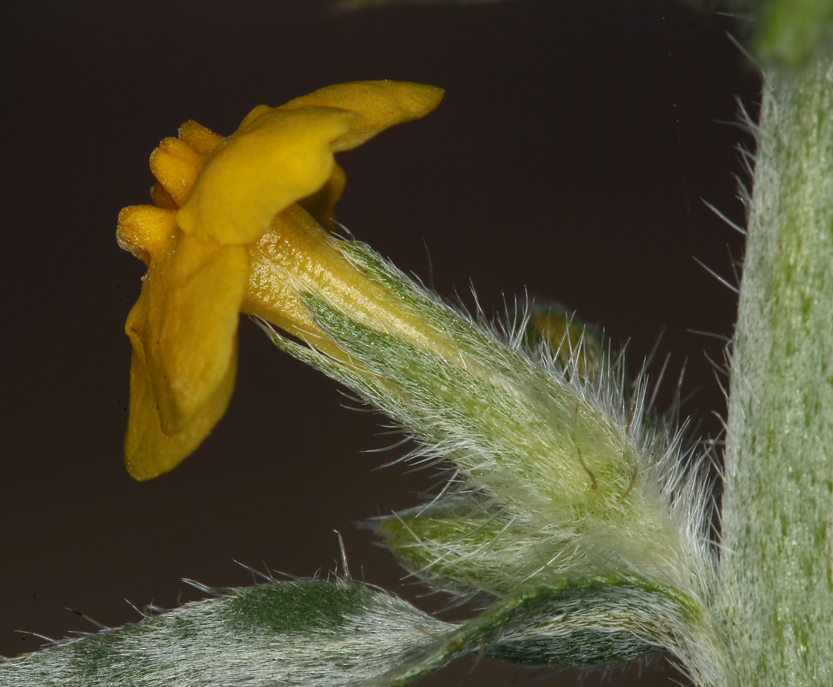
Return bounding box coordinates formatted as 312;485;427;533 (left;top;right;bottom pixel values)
118;81;444;480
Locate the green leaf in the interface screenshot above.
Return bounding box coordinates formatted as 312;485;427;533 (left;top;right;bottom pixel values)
0;579;456;687
386;577;722;686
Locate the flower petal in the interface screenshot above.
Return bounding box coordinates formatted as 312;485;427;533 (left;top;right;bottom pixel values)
116;205;177;266
150;183;179;210
137;231;249;436
124;290;238;480
278;81;444;152
149;137;208;206
147;121;224;209
176;107;356;245
177;120;224;157
298;161;346;230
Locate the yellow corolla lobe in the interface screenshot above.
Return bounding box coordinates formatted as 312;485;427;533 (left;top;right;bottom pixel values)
117;81;443;480
150;121;225;208
123;247;242;481
178;81;444;246
116;205;176;266
177;107;357;246
276;81;446;151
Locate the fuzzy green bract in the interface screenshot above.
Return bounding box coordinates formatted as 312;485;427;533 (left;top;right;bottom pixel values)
262;237;728;685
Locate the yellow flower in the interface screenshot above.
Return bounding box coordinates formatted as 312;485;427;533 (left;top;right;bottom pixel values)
118;81;444;481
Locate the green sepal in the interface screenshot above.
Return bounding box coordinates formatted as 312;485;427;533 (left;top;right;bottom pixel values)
386;576;700;686
373;496;602;599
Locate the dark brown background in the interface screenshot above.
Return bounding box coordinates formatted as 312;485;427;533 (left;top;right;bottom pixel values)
1;1;759;684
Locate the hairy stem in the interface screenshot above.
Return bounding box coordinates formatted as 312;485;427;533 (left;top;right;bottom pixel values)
720;56;833;686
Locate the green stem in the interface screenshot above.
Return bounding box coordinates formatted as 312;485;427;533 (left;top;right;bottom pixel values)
720;56;833;686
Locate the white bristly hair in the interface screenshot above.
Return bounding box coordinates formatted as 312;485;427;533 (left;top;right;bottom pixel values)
262;236;731;686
